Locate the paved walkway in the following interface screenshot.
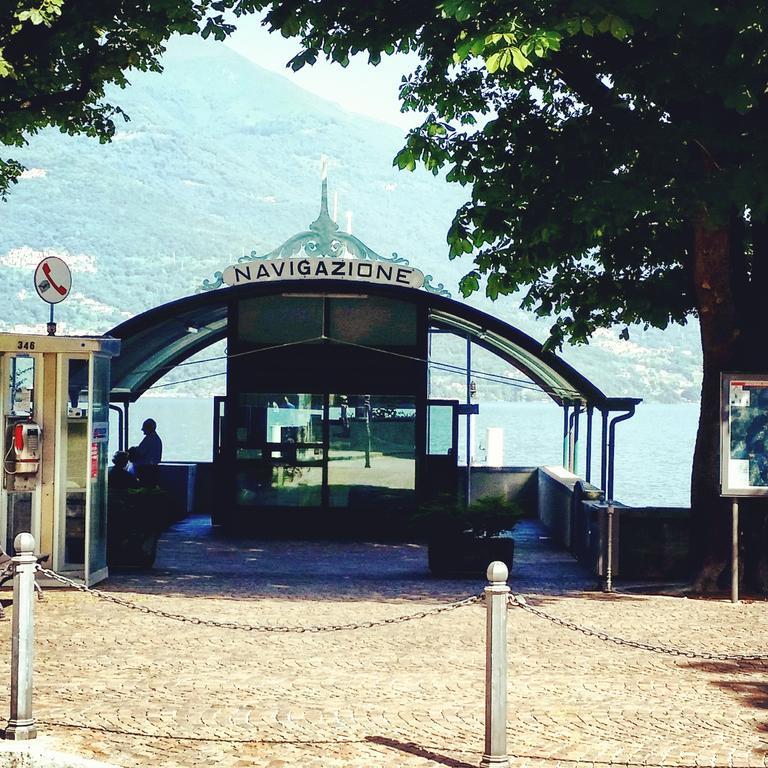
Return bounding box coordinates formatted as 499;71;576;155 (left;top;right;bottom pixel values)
1;516;768;767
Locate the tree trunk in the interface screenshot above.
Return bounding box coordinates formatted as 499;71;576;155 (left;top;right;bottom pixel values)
689;210;740;592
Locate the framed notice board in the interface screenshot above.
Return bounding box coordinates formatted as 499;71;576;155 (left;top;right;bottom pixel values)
721;373;768;496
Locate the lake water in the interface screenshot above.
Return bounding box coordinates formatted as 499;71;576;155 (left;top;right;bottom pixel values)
111;399;699;508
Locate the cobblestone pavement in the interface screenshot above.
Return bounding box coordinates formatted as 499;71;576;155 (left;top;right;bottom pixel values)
1;516;768;767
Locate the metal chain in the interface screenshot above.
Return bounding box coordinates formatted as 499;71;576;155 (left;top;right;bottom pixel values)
37;566;483;632
509;593;768;661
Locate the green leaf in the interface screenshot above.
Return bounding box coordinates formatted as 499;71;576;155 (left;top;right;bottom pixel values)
454;37;476;63
469;38;486;56
440;0;477;21
486;273;500;300
280;15;301;37
582;19;594;36
565;19;581;35
393;148;416;171
511;46;532;71
440;0;462;17
454;1;476;22
486;47;513;73
460;272;480;297
0;50;15;78
609;16;633;40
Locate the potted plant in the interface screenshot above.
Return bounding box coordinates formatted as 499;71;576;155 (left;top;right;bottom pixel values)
416;493;524;577
107;486;177;568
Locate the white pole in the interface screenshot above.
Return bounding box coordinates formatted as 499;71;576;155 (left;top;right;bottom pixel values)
481;561;510;768
731;499;739;604
4;533;37;740
605;503;614;593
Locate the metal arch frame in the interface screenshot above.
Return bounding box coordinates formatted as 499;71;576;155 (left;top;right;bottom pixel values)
106;279;627;408
108;298;230;401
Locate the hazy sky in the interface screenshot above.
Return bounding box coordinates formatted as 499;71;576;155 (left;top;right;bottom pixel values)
225;15;422;130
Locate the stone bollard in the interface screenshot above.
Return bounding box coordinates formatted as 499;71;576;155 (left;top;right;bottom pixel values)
480;561;510;768
3;533;37;740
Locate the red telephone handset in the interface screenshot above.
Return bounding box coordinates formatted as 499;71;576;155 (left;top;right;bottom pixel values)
11;423;40;473
42;262;67;296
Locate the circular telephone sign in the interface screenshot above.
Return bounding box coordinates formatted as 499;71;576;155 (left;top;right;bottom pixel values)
34;256;72;304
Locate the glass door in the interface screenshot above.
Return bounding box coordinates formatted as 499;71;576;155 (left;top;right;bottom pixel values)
327;394;416;512
423;399;460;501
234;393;324;508
56;356;89;575
0;352;42;553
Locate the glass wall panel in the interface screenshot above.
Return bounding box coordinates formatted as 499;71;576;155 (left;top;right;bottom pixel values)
328;394;415;509
428;404;454;455
238;296;324;345
328;297;416;347
235;393;323;506
4;355;37;553
87;355;109;576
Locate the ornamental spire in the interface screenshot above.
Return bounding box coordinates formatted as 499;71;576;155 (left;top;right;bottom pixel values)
310;155;338;236
319;156;331;220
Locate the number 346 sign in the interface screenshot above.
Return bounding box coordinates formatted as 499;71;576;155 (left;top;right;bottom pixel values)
33;256;71;304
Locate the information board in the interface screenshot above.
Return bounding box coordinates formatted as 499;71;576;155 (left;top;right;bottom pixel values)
721;373;768;496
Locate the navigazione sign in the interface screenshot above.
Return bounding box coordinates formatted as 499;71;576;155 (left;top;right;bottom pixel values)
223;257;425;290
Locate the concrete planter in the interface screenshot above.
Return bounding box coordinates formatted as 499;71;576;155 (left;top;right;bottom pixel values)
428;534;515;578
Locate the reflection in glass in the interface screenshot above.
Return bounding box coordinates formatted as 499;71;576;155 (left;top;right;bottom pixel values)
5;356;36;552
328;395;415;510
428;404;454;455
727;382;768;488
8;356;35;417
236;393;323;506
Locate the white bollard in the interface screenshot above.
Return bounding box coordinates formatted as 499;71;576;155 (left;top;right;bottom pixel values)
4;532;37;740
480;561;510;768
486;428;504;468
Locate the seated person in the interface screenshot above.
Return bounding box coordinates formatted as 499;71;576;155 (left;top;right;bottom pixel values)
109;451;137;489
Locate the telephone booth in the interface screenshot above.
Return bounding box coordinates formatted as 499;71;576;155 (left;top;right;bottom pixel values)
0;333;119;585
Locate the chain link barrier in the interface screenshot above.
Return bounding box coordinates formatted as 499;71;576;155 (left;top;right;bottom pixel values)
37;566;483;632
33;564;768;658
508;593;768;661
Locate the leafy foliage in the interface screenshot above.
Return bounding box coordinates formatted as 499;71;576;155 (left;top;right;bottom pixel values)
415;492;525;539
254;0;768;349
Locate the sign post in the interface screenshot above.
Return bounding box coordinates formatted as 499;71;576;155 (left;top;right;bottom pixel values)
720;373;768;603
33;256;71;335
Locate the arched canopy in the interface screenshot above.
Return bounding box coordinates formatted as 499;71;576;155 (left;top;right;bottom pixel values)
106;280;639;412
